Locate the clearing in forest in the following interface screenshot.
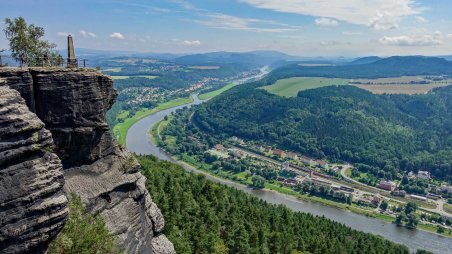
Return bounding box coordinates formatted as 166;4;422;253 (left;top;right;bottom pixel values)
261;77;349;97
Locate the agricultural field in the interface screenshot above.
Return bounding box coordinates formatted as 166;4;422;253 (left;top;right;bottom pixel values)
103;67;122;72
198;83;235;100
261;77;349;97
350;76;452;94
352;84;451;95
110;75;157;80
350;76;452;84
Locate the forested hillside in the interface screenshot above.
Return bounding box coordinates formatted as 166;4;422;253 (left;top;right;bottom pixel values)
193;85;452;181
139;155;410;254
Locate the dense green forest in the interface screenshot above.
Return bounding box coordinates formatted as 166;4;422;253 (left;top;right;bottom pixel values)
193;85;452;182
139;155;410;254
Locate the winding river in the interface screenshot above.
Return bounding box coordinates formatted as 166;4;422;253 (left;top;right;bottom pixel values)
126;96;452;254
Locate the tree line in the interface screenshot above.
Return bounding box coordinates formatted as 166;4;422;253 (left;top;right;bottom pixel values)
139;155;410;254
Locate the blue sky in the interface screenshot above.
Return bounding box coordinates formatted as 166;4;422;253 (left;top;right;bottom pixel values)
1;0;452;56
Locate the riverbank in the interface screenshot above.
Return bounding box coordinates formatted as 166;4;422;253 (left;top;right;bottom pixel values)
151;116;452;238
125;75;452;253
113;96;193;145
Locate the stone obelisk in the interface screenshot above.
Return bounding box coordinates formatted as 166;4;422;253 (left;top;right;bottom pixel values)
67;35;77;68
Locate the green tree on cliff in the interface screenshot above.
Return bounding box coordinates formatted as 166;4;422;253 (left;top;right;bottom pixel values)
48;193;120;254
3;17;61;66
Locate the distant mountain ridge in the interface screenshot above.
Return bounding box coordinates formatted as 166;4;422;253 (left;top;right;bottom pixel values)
347;56;382;65
173;50;304;67
265;55;452;80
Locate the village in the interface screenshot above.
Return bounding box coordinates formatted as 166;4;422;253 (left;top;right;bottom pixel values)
204;136;452;232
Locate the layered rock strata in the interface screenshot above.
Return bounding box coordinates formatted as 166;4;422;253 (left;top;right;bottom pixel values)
0;68;175;253
0;83;67;254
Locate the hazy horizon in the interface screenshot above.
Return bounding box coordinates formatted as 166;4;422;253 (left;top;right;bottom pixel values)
2;0;452;57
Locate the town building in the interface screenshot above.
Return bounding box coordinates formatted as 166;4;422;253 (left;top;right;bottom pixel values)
272;149;286;158
287;152;298;160
392;190;406;197
299;156;314;165
372;194;382;206
377;180;395;191
417;171;431;180
316;160;329;169
427;193;441;200
214;144;224;151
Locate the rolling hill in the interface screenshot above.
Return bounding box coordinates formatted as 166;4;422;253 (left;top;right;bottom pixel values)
193;84;452;181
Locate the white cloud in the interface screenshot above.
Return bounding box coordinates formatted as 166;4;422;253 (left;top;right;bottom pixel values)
447;34;452;39
320;41;341;47
379;32;443;46
80;30;96;38
415;16;428;23
193;13;301;33
342;31;362;36
181;40;201;46
368;11;399;30
239;0;420;30
315;17;338;27
110;32;125;40
57;32;69;37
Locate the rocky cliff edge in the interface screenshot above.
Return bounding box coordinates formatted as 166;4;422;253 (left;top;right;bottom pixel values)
0;68;175;254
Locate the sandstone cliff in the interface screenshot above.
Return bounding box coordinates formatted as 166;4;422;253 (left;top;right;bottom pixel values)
0;68;175;254
0;83;67;253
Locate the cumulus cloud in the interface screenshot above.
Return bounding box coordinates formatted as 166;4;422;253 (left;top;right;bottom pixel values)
368;11;399;30
80;30;96;38
239;0;420;30
110;32;125;40
181;40;201;46
447;34;452;39
415;16;428;23
315;17;338;27
57;32;69;37
379;32;443;46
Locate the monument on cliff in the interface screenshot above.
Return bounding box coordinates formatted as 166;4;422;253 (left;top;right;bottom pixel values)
67;35;77;68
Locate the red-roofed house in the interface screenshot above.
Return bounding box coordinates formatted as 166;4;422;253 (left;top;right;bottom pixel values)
272;149;286;158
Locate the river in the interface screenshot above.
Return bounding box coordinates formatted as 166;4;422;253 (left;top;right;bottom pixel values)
126;92;452;254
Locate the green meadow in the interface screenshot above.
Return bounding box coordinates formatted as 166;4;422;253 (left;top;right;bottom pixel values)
262;77;350;97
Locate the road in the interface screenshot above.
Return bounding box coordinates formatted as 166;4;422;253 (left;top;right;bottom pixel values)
340;166;390;194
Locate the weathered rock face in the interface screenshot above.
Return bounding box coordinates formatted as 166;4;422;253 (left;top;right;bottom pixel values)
0;68;175;254
30;69;118;167
0;83;68;254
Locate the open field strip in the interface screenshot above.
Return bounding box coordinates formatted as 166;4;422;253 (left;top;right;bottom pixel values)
261;77;350;97
110;75;158;80
352;84;451;94
199;83;235;100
